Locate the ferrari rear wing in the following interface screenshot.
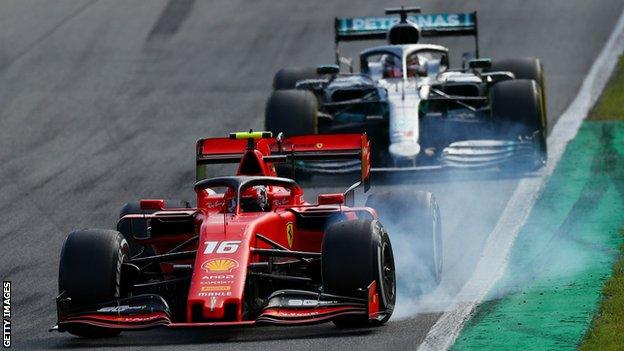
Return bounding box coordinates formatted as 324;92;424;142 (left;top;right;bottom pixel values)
196;132;371;190
334;8;479;64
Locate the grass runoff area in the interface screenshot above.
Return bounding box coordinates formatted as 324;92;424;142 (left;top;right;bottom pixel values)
581;236;624;350
588;56;624;121
452;57;624;350
580;56;624;350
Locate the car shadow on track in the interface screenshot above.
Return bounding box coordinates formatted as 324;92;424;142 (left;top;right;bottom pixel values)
37;325;374;349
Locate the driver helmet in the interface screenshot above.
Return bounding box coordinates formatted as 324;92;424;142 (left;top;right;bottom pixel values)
220;188;238;213
240;186;270;212
382;54;401;78
406;55;425;77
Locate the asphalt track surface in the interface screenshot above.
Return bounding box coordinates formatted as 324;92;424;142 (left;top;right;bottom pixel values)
0;1;622;350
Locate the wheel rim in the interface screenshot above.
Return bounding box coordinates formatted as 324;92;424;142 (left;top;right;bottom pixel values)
381;241;396;302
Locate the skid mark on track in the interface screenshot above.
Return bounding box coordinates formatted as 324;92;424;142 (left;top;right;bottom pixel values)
0;262;34;280
0;166;69;236
147;0;195;41
0;0;98;72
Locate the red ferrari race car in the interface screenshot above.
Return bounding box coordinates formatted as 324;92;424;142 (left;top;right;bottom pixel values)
51;131;442;337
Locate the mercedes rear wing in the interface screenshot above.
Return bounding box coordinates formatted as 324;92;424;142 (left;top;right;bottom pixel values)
334;7;479;65
196;132;371;190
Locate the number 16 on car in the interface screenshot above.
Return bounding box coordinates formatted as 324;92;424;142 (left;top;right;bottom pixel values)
203;241;242;254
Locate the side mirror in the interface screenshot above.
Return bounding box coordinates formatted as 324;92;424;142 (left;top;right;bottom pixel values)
461;52;475;69
316;64;340;75
482;72;515;85
468;58;492;69
318;193;344;205
338;56;354;73
424;59;441;77
140;199;165;211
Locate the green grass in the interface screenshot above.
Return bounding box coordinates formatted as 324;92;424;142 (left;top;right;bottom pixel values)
580;235;624;351
588;55;624;120
580;54;624;351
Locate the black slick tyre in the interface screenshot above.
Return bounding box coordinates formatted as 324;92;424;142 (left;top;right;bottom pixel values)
58;229;128;337
273;67;319;90
265;89;318;137
490;79;547;169
322;219;396;327
489;58;544;90
488;57;547;130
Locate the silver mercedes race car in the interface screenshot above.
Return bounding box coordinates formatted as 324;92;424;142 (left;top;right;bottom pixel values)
264;6;547;173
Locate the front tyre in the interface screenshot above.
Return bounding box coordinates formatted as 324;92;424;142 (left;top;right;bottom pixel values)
490;79;547;170
58;229;128;337
489;58;547;131
322;219;396;327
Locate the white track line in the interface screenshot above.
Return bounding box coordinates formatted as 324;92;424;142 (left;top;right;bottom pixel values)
417;8;624;351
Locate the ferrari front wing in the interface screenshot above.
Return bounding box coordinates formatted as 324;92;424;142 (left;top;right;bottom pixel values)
51;282;383;332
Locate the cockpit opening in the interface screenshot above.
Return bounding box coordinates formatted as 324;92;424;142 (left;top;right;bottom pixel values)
360;47;449;80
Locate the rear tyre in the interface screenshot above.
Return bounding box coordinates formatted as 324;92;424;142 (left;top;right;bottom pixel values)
322;219;395;327
489;58;547;130
366;190;442;288
265;89;318;137
58;229;128;337
273;67;319;90
489;58;544;88
117;199;190;257
490;79;547;170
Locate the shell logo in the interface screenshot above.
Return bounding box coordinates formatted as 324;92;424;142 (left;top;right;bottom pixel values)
201;258;239;273
315;143;324;149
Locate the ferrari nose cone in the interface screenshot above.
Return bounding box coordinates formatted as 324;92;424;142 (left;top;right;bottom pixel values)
389;142;421;159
